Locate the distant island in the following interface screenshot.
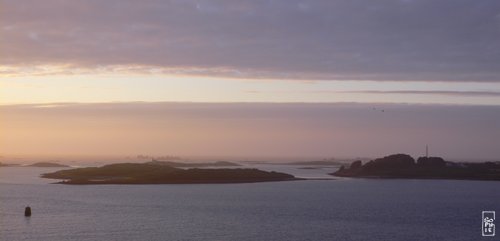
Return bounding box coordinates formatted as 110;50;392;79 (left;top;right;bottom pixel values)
42;163;299;184
332;153;500;181
28;162;69;167
0;162;20;167
136;155;184;161
145;160;241;168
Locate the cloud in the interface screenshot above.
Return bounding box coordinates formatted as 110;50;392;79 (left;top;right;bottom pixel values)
2;0;500;81
333;90;500;97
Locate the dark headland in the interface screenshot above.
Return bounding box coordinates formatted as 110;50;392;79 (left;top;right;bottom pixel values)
42;163;299;184
332;153;500;181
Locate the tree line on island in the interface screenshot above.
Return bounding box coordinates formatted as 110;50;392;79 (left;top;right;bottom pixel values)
332;153;500;181
42;162;299;184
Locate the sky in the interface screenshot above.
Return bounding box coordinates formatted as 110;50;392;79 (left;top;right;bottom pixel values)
2;102;499;160
1;0;500;160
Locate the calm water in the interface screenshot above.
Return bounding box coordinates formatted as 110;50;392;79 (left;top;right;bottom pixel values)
1;166;499;241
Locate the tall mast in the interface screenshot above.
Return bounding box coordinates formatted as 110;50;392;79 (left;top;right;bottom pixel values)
425;145;429;158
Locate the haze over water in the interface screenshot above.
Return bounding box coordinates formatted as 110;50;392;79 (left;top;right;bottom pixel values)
2;102;500;161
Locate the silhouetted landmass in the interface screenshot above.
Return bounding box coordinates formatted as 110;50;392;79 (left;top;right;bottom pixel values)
0;162;20;167
41;163;298;184
332;154;500;181
145;160;241;167
28;162;69;167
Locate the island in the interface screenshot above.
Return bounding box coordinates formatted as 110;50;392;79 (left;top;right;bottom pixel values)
145;160;241;168
0;161;21;167
28;162;69;167
41;163;299;184
332;153;500;181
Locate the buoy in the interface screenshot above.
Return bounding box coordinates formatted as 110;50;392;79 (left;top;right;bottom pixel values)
24;206;31;217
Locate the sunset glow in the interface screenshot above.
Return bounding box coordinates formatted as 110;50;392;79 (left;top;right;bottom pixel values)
2;0;500;160
2;2;500;240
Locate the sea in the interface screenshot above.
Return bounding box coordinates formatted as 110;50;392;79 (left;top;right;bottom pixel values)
1;164;499;241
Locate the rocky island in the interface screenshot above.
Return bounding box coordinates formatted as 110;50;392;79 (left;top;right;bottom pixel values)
42;163;299;184
332;154;500;181
28;162;69;167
